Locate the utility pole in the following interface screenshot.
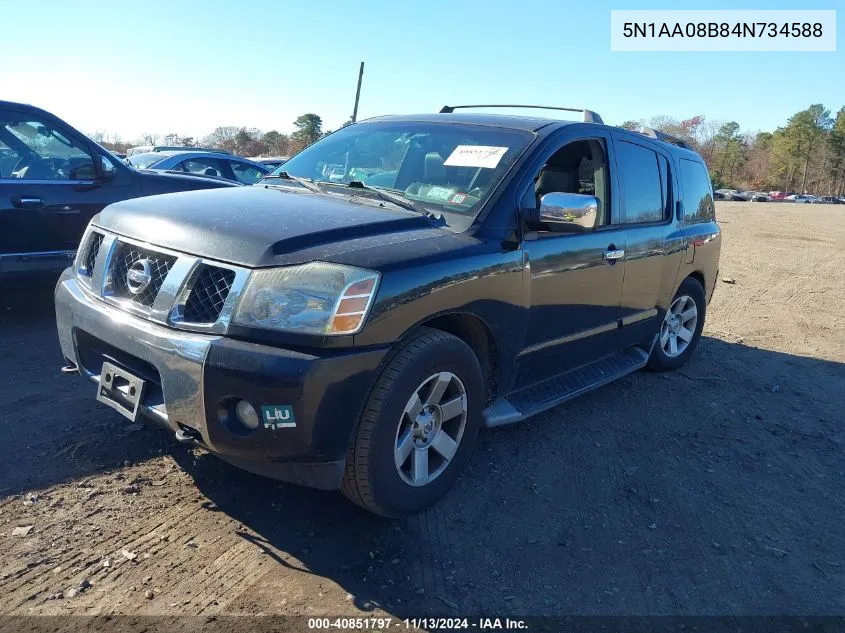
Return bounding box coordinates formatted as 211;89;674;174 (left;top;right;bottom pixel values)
351;62;365;123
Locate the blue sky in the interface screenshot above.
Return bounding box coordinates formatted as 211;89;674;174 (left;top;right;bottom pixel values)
1;0;840;141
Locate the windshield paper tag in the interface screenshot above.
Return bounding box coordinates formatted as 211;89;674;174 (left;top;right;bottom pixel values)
444;145;508;169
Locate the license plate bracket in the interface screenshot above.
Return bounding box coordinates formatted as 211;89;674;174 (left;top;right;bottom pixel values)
96;361;147;422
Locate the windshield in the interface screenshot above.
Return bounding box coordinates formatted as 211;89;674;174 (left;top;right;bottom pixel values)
265;121;533;230
128;153;166;169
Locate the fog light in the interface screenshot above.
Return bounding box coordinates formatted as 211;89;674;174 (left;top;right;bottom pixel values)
235;400;260;429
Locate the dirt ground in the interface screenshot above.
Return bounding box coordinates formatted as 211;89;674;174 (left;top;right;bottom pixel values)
1;202;844;624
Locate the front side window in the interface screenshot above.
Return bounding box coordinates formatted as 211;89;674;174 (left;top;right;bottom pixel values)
616;141;664;224
179;157;225;178
230;161;266;184
527;138;610;233
0;115;94;180
679;159;714;223
268;121;533;231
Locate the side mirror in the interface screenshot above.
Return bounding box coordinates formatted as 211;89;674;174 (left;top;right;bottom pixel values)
97;154;117;182
530;192;599;231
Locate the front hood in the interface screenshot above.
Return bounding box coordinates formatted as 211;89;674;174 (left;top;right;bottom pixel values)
96;185;439;267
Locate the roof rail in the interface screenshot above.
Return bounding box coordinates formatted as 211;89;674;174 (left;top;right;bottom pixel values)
639;127;691;150
439;104;604;124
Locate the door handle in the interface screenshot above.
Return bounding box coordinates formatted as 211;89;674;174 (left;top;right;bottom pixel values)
604;248;625;261
11;196;44;209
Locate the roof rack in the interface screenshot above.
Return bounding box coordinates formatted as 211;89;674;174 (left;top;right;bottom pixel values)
438;104;604;124
639;127;691;150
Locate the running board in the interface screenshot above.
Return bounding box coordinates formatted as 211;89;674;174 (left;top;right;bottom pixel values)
482;347;649;428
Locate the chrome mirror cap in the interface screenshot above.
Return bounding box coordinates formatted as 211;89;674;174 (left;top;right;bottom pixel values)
538;192;599;229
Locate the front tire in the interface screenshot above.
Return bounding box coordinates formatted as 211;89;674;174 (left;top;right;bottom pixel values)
341;327;484;517
647;277;706;372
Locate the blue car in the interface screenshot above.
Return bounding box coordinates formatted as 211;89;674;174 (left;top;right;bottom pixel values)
128;151;269;185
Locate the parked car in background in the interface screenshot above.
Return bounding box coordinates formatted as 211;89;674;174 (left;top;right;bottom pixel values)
126;145;230;157
128;151;270;184
251;156;289;171
813;196;844;204
56;106;721;517
768;191;788;200
715;189;744;201
741;191;770;202
786;194;816;203
0;101;238;281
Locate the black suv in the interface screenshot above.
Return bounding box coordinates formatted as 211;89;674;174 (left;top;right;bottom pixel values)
0;101;237;281
55;106;721;517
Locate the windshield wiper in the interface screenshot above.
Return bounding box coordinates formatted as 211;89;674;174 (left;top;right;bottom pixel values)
347;181;434;217
261;171;324;193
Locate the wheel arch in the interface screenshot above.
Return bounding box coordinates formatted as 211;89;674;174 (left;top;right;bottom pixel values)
411;311;500;405
686;270;706;291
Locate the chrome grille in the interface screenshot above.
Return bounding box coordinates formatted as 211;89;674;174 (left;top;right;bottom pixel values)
183;265;236;323
110;243;177;307
82;230;248;334
82;232;104;277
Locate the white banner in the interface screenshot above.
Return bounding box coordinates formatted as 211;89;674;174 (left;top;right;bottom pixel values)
611;10;836;52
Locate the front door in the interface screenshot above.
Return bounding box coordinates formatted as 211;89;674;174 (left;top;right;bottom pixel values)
0;109;100;257
0;106;132;276
516;131;627;386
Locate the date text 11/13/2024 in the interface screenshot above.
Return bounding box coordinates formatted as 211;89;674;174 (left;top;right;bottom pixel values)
307;617;528;630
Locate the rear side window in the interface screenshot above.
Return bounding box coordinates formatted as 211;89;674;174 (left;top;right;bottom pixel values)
679;159;714;223
616;141;664;224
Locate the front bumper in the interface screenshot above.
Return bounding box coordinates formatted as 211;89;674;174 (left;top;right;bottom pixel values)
55;270;388;490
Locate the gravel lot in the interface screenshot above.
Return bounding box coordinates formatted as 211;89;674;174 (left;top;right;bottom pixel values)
1;202;844;621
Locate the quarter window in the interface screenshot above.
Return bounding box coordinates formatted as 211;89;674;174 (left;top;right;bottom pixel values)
616;141;664;224
679;159;714;223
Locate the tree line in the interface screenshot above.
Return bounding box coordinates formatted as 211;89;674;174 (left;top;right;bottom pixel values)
620;103;845;195
93;103;844;195
93;113;333;158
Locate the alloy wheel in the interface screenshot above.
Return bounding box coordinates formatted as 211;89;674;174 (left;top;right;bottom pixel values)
660;295;698;358
394;372;468;487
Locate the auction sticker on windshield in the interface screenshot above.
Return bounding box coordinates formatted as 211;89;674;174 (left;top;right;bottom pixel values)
444;145;508;168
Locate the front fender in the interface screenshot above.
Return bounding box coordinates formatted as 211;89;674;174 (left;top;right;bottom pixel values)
353;248;528;377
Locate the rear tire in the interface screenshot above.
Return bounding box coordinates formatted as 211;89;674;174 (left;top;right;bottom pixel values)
647;277;706;372
341;327;484;517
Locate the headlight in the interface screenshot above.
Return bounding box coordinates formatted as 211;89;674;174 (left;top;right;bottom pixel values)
233;262;380;335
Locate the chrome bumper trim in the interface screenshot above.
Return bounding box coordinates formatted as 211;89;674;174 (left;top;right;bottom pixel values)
56;270;220;441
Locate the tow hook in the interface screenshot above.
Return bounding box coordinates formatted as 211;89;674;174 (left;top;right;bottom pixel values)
61;362;79;374
175;425;201;443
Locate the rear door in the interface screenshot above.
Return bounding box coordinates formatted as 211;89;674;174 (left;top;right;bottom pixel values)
0;106;130;268
610;134;685;349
